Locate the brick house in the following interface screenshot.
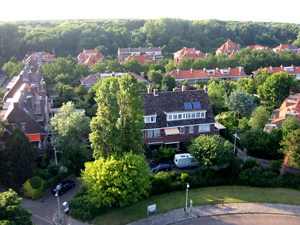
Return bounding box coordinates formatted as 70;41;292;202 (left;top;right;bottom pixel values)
77;49;104;70
118;47;163;63
252;65;300;79
216;40;240;56
169;67;247;86
273;44;299;53
173;47;205;65
124;55;157;66
0;58;50;156
140;87;215;150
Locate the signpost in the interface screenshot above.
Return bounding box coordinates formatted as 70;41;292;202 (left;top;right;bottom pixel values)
147;204;157;216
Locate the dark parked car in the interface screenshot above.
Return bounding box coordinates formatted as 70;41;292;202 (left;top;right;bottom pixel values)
151;162;172;173
52;180;75;195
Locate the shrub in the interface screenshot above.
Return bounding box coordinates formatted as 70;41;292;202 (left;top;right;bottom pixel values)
37;169;52;180
243;158;261;170
23;176;45;199
181;173;189;182
48;163;59;176
160;147;175;161
151;172;172;195
270;160;282;173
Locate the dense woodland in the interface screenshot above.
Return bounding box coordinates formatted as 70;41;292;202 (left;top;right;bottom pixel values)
1;18;300;67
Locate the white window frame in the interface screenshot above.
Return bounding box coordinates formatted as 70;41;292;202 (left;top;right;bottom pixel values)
189;126;194;133
180;127;185;134
21;122;26;130
199;124;210;132
147;129;160;138
144;115;156;123
167;111;206;121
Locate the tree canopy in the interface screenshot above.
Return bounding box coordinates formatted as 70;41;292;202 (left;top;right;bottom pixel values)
90;75;145;159
81;152;151;207
188;134;233;168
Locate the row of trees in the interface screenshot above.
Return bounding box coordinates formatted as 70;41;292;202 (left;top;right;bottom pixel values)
1;18;300;66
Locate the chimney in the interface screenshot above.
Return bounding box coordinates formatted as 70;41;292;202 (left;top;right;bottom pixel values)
281;65;283;69
228;67;231;71
141;72;144;78
27;96;34;110
177;69;180;74
203;85;208;93
182;85;187;91
40;97;45;116
41;90;46;99
28;71;33;82
203;68;206;72
42;80;46;91
30;84;36;97
153;89;159;96
112;71;115;77
190;68;193;74
216;68;219;72
270;66;273;70
148;87;152;93
238;44;240;49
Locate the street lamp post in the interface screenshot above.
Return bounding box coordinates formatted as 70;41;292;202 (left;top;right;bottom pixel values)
54;147;58;165
185;183;190;217
233;133;240;157
55;192;62;224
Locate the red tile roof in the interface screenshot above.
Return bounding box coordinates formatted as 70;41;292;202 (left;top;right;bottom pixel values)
273;44;299;53
77;49;104;66
216;40;240;55
83;55;102;68
174;47;201;56
271;98;300;124
169;67;246;79
248;45;269;51
125;55;157;66
252;65;300;75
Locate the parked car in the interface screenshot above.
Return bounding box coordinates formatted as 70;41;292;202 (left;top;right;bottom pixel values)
52;180;75;195
151;162;171;173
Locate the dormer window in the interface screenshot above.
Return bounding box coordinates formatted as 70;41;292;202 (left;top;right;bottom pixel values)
220;70;230;75
144;115;156;123
206;70;215;75
43;55;48;59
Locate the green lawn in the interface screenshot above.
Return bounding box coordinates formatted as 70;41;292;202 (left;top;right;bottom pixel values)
92;186;300;225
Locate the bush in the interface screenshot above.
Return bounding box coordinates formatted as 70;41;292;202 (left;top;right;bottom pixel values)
243;158;261;170
37;169;52;180
270;160;282;173
48;163;59;176
151;172;172;195
69;186;106;221
23;176;45;199
160;147;175;161
180;173;189;182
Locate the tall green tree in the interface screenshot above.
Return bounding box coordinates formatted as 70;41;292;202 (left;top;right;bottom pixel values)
90;75;144;159
248;106;270;129
161;74;177;91
188;134;233;168
225;88;256;118
207;81;226;115
281;116;300;135
261;72;293;103
280;129;300;173
0;189;34;224
0;127;36;192
123;58;143;74
48;102;91;168
82;152;151;207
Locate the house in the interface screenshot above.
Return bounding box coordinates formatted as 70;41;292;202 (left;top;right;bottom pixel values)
25;51;56;65
273;44;299;53
216;40;240;55
80;72;148;88
140;87;215;150
247;45;269;51
124;55;157;66
0;61;50;155
252;65;300;79
265;94;300;132
118;47;163;63
173;47;205;65
77;49;104;70
169;67;247;86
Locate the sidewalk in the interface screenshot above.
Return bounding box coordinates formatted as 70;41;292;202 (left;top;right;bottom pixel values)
128;203;300;225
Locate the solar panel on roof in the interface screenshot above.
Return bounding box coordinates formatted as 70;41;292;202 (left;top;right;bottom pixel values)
184;103;192;110
193;102;201;109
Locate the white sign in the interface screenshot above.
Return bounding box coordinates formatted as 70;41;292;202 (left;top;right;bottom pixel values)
148;204;156;213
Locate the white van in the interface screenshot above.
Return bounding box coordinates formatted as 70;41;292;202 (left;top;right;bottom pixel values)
174;153;199;168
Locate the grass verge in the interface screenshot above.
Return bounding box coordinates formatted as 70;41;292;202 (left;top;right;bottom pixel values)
92;186;300;225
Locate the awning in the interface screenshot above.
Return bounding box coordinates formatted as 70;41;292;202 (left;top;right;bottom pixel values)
28;134;41;142
164;127;180;135
215;122;226;130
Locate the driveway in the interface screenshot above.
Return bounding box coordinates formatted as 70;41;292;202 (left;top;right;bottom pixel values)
21;176;88;225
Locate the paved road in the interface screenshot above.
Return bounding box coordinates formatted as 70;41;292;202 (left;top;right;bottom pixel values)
21;176;87;225
173;214;300;225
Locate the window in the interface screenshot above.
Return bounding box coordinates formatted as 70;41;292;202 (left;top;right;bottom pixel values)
144;116;156;123
180;127;185;134
184;103;192;110
201;112;206;118
189;126;194;133
193;102;201;109
21;122;26;130
11;123;15;130
147;129;160;138
199;124;210;132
